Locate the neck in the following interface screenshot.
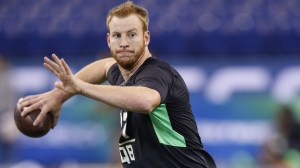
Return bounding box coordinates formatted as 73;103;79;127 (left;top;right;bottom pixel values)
120;47;151;81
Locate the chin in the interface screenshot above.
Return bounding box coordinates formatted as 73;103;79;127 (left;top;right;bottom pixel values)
118;59;135;70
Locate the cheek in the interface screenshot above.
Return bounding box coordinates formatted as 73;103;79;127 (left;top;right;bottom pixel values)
132;39;144;47
109;40;119;48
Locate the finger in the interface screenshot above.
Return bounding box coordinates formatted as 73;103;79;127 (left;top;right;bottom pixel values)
61;58;73;76
20;95;41;106
44;57;60;72
19;96;42;110
21;94;39;102
43;62;61;77
17;97;24;111
51;54;61;63
52;54;66;76
33;109;48;127
21;101;43;117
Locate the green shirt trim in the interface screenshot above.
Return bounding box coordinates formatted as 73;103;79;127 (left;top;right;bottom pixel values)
149;104;186;147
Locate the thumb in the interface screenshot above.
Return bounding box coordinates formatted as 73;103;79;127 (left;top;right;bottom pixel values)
55;81;64;90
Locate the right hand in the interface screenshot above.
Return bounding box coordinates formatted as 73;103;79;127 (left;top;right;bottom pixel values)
17;89;68;128
44;54;85;95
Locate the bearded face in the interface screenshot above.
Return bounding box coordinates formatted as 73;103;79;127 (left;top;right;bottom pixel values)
110;39;145;70
107;14;149;71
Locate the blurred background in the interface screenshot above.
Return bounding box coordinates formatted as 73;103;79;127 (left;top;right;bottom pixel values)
1;0;300;167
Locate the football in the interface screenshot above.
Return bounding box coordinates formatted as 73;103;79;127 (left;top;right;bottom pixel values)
14;105;53;138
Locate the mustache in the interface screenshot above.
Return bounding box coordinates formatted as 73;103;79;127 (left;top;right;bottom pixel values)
116;50;134;54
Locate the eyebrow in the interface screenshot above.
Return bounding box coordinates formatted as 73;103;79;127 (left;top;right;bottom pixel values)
111;28;139;34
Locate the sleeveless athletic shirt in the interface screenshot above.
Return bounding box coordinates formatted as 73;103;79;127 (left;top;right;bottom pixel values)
107;57;212;168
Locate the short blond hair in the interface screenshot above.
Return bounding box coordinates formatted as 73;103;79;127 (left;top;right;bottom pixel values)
106;1;149;32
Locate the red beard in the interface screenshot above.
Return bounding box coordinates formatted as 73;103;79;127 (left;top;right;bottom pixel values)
111;44;145;70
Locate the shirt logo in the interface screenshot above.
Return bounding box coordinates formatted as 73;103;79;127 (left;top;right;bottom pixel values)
120;110;129;139
119;138;136;164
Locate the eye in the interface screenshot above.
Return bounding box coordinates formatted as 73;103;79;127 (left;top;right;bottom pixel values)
128;32;136;38
112;33;121;39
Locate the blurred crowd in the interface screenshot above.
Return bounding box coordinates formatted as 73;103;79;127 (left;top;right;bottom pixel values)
258;106;300;168
0;0;300;58
0;54;19;164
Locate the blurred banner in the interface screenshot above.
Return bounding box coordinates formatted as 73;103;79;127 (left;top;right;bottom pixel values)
1;57;300;168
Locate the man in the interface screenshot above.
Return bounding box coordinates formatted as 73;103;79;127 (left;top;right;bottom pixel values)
0;55;19;162
18;1;216;167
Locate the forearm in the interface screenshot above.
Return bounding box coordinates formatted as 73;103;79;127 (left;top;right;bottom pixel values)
81;83;161;113
45;55;159;113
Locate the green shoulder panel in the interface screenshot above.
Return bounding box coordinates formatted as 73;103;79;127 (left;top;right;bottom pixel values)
149;104;186;147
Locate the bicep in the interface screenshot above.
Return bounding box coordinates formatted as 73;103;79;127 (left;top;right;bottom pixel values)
104;58;117;78
76;58;116;84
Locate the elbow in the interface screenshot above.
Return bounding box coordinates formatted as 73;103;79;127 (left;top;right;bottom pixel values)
141;103;155;114
139;103;155;114
130;88;161;114
139;92;160;114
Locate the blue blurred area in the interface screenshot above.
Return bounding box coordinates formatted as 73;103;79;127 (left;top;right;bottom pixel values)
0;0;300;59
1;0;300;168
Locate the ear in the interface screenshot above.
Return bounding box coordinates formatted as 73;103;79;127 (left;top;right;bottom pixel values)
144;31;150;46
106;33;111;48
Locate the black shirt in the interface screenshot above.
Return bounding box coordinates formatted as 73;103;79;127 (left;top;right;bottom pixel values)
107;57;215;168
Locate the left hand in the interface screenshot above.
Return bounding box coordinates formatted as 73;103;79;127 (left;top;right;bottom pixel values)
18;90;64;128
44;54;85;95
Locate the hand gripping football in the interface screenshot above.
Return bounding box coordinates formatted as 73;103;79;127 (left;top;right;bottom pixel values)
14;105;53;138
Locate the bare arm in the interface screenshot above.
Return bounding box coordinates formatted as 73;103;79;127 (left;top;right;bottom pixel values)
45;54;161;114
57;56;116;100
75;57;116;85
75;57;161;113
48;57;116;102
19;54;116;127
81;84;160;113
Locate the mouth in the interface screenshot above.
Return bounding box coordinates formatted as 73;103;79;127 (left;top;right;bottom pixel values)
116;50;134;54
116;50;134;56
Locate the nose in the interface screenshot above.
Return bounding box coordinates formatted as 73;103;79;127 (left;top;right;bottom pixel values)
120;37;129;48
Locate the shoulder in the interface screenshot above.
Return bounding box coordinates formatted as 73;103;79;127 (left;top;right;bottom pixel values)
142;57;173;71
144;57;168;66
133;57;176;83
140;57;177;77
106;59;122;85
